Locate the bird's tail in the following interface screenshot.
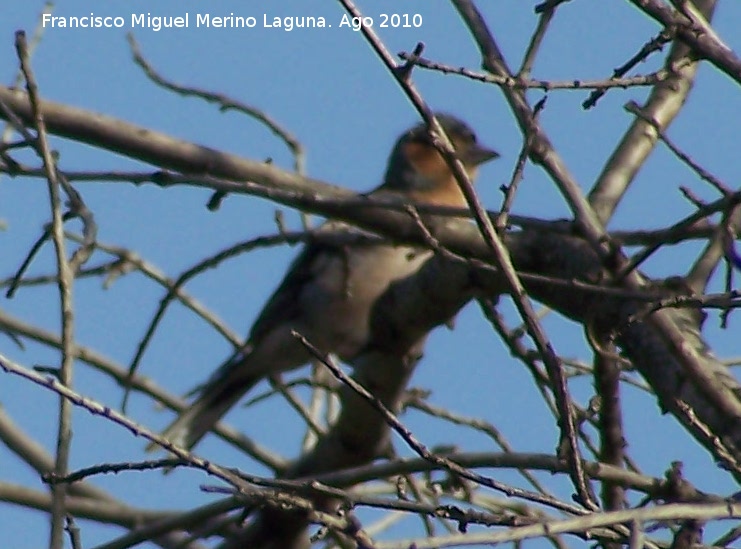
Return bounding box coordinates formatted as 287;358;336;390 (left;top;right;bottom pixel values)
146;351;259;453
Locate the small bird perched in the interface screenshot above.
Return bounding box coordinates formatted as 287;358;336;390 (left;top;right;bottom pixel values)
150;114;498;451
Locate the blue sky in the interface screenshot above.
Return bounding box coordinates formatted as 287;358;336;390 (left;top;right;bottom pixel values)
1;1;741;548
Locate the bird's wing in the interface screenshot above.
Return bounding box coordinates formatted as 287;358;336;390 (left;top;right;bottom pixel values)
248;221;373;343
247;242;324;342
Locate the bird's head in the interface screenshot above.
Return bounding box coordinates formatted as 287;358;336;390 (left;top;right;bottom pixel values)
382;114;499;205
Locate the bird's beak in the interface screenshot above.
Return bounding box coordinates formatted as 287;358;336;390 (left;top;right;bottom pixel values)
463;145;500;166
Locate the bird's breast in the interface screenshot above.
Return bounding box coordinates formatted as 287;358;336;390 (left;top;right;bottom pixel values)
300;243;431;359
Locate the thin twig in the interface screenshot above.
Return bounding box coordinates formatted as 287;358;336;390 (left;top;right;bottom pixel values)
625;101;731;195
495;98;545;232
15;30;76;549
403;394;553;496
0;2;52;143
583;29;674;109
293;331;589;516
397;52;667;91
518;1;557;78
127;34;305;174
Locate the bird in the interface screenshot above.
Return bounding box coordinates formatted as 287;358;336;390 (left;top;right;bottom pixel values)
149;114;498;451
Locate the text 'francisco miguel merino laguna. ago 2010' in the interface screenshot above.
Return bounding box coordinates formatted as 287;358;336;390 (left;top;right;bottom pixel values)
42;12;424;32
